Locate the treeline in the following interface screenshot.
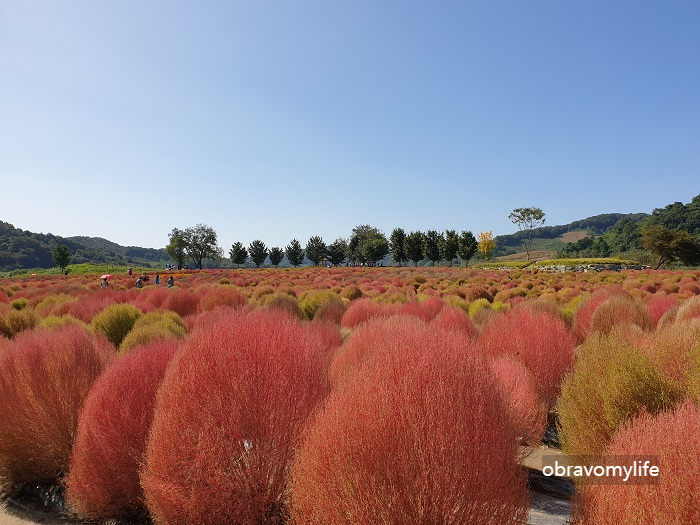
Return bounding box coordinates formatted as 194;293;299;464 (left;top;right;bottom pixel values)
558;195;700;260
0;221;170;272
232;226;480;268
167;225;481;269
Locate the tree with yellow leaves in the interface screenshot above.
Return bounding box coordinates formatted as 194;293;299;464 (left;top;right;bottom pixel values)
477;231;497;261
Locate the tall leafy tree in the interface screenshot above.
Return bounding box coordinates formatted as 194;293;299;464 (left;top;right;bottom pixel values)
52;245;71;273
327;238;348;267
182;224;222;269
404;231;425;267
642;225;700;269
477;231;497;261
349;225;389;266
248;240;269;267
423;230;443;266
389;228;407;266
458;231;477;266
441;230;459;267
305;236;327;266
166;228;187;270
229;242;248;268
285;239;305;267
269;247;284;266
508;207;545;260
360;236;389;266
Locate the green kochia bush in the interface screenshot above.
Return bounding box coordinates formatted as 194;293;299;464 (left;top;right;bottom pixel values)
558;327;684;459
91;303;142;348
118;310;186;352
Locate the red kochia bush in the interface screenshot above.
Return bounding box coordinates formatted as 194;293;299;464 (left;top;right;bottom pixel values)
399;296;445;321
0;325;112;492
340;298;397;328
65;340;177;521
160;289;200;317
574;401;700;524
142;309;328;525
328;316;428;390
479;308;575;408
430;306;477;337
489;355;547;448
288;324;527;524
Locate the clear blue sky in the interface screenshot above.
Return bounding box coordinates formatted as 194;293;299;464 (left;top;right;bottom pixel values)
1;1;698;251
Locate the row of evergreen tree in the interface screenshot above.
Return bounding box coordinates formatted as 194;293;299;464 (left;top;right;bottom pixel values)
226;226;480;268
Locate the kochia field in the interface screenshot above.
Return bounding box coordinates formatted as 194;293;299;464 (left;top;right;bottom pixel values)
1;266;699;525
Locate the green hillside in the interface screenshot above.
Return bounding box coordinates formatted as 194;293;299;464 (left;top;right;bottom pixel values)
0;221;171;272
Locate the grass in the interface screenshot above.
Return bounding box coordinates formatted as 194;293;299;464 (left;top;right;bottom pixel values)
1;263;166;279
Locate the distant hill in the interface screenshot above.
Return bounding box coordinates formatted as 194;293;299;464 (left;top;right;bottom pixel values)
493;212;649;257
0;221;171;271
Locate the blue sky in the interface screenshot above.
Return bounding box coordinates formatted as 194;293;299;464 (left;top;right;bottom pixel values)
1;1;698;251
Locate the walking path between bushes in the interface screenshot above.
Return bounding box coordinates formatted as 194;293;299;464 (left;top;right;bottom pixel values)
0;447;573;525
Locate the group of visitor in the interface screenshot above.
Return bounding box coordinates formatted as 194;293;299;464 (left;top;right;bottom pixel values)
101;271;175;289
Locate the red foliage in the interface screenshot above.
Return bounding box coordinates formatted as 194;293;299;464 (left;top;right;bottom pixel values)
489;355;547;447
430;306;477;337
197;285;247;313
141;309;329;525
65;340;177;520
288;323;527;524
161;289;200;317
399;296;445;321
574;401;700;524
340;298;396;328
329;316;428;390
65;293;117;323
479;308;576;408
645;295;679;326
0;326;113;490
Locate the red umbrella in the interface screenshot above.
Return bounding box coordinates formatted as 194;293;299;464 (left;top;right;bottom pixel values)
101;274;113;280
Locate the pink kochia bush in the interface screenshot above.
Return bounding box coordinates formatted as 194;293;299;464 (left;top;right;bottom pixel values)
0;325;112;492
479;307;576;408
141;309;329;525
65;340;177;521
489;355;547;448
574;401;700;524
288;323;528;524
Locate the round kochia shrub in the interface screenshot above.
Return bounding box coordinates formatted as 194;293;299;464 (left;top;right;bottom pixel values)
118;310;186;352
91;303;142;347
479;307;575;408
589;295;654;336
288;324;527;525
141;309;329;525
328;316;428;390
557;327;684;459
65;340;177;521
574;401;700;524
0;325;112;492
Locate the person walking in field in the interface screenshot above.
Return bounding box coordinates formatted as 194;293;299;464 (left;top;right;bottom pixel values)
101;278;109;289
135;277;143;289
167;276;175;288
154;274;160;285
